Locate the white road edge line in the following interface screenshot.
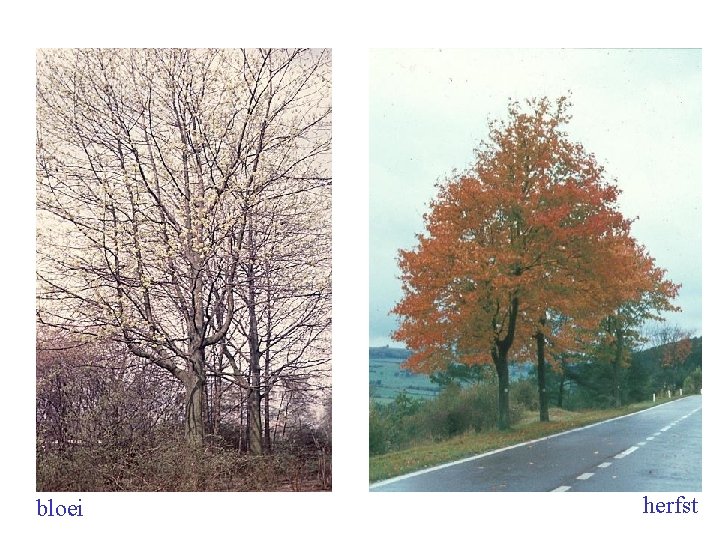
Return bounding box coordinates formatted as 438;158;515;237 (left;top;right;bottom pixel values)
369;396;698;489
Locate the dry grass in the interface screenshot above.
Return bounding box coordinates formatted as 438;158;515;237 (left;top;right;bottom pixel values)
37;437;331;492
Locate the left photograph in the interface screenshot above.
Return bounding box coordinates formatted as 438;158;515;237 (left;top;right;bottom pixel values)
36;48;332;491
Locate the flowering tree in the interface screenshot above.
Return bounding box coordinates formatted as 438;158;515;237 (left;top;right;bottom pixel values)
36;48;331;447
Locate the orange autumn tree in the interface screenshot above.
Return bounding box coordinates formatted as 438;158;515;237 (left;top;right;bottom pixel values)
393;96;655;429
527;234;678;418
650;325;693;394
521;194;679;421
488;106;647;423
654;327;693;369
599;247;680;406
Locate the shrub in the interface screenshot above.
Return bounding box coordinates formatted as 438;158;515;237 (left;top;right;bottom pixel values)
682;367;702;395
368;380;529;455
511;377;539;411
369;404;388;455
468;382;501;432
420;382;522;441
423;385;471;439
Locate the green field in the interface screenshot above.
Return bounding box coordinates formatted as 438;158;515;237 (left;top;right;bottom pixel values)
369;356;439;404
369;346;533;404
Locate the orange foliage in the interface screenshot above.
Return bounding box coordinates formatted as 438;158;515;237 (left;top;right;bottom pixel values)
662;337;692;367
393;96;678;375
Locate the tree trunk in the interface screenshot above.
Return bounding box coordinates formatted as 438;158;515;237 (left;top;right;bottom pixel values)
183;373;205;447
263;265;273;453
246;275;263;454
243;391;250;453
613;329;624;407
246;302;263;455
535;314;549;422
263;386;271;453
496;355;511;430
181;340;208;447
558;371;565;409
492;295;519;431
244;213;264;455
211;372;221;436
247;385;263;455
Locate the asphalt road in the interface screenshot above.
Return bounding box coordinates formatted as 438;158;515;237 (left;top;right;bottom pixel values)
370;395;701;492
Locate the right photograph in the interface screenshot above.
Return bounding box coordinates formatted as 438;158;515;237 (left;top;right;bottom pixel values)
368;48;701;492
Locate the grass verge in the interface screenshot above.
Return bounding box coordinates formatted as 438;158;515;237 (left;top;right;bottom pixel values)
369;397;677;484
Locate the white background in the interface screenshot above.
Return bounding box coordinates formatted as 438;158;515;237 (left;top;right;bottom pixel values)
1;1;717;537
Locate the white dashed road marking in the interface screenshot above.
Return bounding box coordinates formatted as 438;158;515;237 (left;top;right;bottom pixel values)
548;403;701;493
614;445;639;459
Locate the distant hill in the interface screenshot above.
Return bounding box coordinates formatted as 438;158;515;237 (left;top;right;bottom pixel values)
369;346;412;361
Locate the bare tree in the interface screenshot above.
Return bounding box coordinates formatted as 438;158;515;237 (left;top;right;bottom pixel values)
36;48;331;447
212;181;331;454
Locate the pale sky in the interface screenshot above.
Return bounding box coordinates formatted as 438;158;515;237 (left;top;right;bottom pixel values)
370;48;702;347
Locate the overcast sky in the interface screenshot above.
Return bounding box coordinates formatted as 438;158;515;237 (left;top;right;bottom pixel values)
369;48;701;347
